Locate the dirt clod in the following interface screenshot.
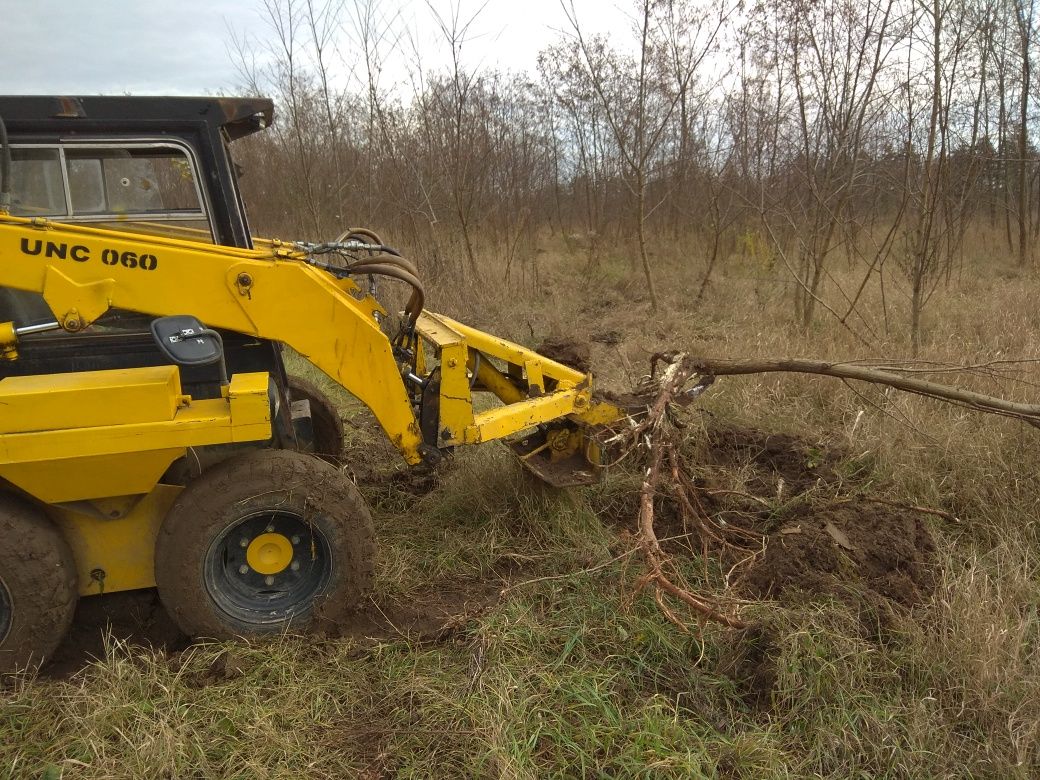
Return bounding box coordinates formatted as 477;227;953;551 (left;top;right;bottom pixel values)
742;501;937;608
590;329;623;346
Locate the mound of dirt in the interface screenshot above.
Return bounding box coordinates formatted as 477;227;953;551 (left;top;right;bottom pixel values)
702;423;844;496
742;501;937;608
536;337;592;373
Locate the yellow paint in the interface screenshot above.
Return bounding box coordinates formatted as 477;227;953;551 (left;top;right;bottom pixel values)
422;312;586;385
0;449;184;503
247;533;294;575
0;321;17;361
0;365;183;434
415;311;626;447
469;352;524;404
466;390;580;444
438;342;474;443
0;214;424;464
52;484;182;595
0;369;271;503
42;265;116;329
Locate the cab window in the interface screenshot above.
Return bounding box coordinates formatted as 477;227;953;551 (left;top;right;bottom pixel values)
9;143;214;243
9;149;66;216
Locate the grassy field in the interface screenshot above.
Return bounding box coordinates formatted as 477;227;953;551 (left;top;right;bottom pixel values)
3;229;1040;778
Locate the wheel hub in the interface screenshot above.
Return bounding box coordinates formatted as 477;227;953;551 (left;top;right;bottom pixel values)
246;533;294;575
0;576;12;644
205;510;332;626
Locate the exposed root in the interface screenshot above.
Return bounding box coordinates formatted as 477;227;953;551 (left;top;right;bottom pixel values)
614;351;757;630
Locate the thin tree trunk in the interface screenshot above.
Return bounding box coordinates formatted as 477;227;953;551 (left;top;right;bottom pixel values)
635;170;660;310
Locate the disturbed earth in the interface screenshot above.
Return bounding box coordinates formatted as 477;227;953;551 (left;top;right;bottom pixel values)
45;413;939;680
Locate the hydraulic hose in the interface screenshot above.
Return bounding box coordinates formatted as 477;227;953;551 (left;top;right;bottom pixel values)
346;252;420;278
345;262;425;320
334;227;383;245
302;230;426;321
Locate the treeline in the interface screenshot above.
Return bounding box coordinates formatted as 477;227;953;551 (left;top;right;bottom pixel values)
230;0;1039;349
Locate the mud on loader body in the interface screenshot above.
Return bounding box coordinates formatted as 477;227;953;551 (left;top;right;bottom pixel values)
0;96;623;672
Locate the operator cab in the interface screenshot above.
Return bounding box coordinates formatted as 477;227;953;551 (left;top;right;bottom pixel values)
0;96;293;430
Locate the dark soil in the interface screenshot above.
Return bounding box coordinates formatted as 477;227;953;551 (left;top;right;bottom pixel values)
716;498;938;709
45;590;188;679
741;501;937;608
716;625;779;707
337;578;506;643
536;337;592;374
595;387;648;414
693;423;935;609
701;422;846;496
590;329;623;346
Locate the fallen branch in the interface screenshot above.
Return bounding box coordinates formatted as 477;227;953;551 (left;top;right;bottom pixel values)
834;496;960;523
684;356;1040;427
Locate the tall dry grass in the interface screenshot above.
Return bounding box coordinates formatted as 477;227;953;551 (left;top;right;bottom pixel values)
3;220;1040;777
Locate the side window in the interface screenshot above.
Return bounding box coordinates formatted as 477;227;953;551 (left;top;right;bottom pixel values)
8;144;214;243
9;149;66;216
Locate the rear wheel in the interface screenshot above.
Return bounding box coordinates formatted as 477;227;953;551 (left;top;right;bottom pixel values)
287;375;345;462
0;495;78;674
154;449;374;639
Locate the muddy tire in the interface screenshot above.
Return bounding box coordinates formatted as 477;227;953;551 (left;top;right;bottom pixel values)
0;494;78;675
287;375;345;461
154;449;375;639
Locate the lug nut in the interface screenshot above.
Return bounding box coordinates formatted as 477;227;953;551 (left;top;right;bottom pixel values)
264;575;275;586
290;561;300;572
240;538;249;548
291;535;300;545
265;524;274;533
239;565;249;575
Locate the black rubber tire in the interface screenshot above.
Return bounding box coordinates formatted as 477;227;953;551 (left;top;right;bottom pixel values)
0;494;78;675
154;449;375;639
287;375;345;462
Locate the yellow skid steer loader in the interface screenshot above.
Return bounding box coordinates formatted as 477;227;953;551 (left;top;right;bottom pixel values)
0;96;623;672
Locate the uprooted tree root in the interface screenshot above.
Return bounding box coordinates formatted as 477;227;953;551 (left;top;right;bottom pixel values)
613;350;984;629
612;353;759;630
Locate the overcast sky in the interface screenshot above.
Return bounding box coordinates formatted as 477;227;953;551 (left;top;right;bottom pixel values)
0;0;629;96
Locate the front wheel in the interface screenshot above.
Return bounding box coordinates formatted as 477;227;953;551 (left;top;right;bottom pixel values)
154;449;375;639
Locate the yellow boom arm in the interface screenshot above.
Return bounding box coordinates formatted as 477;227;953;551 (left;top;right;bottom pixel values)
0;214;622;477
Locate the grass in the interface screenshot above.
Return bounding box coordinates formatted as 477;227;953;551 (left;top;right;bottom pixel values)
4;227;1040;777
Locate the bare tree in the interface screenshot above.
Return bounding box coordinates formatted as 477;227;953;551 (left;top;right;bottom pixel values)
559;0;727;310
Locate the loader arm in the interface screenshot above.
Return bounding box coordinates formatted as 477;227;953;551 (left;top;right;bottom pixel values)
0;214;623;478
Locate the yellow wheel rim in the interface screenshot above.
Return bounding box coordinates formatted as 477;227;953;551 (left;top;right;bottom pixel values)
246;532;294;575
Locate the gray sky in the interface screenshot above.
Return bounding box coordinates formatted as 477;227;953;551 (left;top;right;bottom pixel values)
0;0;628;96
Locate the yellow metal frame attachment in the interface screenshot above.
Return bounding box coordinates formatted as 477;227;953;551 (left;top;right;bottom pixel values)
414;312;623;484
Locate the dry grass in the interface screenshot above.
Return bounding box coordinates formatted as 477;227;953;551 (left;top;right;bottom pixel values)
4;225;1040;777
